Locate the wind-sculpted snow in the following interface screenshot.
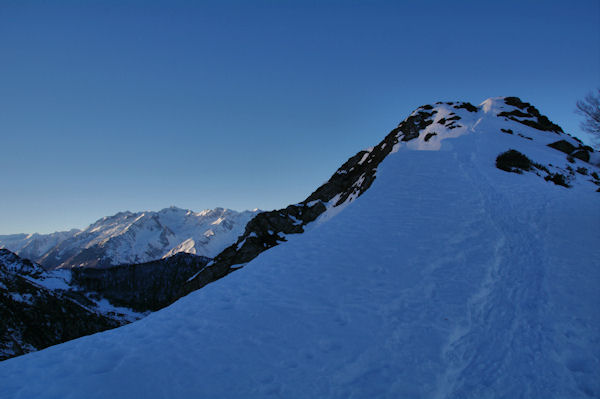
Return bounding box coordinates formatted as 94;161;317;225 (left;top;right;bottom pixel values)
1;97;598;398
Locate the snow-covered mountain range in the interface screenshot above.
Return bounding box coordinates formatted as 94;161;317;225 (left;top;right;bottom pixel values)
1;97;598;398
0;207;258;269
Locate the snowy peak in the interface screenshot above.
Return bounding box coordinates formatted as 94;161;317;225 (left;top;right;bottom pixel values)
183;96;599;295
383;97;599;189
0;207;259;270
390;97;566;152
59;206;258;268
162;238;197;258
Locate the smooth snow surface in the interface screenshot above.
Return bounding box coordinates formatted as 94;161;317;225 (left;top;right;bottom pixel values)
1;99;598;398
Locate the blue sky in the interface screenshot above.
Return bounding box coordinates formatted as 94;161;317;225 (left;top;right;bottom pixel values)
1;0;599;234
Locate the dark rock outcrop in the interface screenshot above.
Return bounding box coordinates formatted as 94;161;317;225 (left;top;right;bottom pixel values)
544;173;570;187
548;140;576;154
499;97;563;133
424;132;437;142
547;140;594;165
571;149;590;163
453;102;478;112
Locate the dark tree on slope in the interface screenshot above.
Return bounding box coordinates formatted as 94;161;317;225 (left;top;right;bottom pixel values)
576;89;600;146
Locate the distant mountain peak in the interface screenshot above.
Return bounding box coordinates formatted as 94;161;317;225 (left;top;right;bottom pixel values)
0;207;260;270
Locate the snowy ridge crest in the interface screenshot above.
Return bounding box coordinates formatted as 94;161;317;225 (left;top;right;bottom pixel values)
183;96;599;295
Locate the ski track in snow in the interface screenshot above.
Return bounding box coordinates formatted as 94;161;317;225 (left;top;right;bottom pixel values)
434;136;550;398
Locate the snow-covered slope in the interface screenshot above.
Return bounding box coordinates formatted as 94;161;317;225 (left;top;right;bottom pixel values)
181;97;599;296
1;98;598;398
0;207;258;269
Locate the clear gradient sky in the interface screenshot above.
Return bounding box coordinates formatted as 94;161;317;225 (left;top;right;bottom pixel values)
1;0;599;234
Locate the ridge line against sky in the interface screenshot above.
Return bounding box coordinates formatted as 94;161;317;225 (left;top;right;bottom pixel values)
1;0;599;234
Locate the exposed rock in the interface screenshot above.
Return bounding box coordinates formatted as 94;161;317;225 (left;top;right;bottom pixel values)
545;173;570;188
181;105;440;297
547;140;593;164
424;132;437;142
398;110;437;142
548;140;576;155
572;149;590;163
453;102;478;112
499;97;563;133
576;167;588;175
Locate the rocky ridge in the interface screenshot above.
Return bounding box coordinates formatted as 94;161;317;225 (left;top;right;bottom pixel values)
180;97;599;297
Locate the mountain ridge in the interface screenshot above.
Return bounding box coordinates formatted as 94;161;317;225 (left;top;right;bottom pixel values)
0;207;258;270
181;96;599;296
